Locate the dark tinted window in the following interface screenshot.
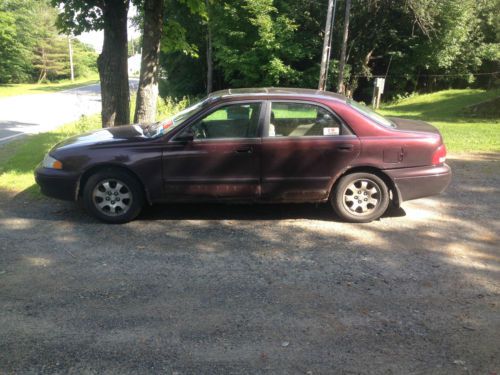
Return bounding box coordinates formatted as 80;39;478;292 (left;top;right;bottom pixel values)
269;102;342;137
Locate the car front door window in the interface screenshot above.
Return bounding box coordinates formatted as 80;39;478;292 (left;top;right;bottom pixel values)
189;103;261;140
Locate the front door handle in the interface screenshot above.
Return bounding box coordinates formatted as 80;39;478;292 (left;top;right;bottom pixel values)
235;146;253;153
337;144;354;151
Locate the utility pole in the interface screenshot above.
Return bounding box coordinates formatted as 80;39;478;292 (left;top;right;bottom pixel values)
324;0;337;89
318;0;336;91
68;36;74;82
337;0;351;94
206;0;213;94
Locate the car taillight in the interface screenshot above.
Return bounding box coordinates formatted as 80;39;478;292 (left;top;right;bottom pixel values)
432;144;447;165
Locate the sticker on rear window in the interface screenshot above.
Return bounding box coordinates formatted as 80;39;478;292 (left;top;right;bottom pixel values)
323;127;339;136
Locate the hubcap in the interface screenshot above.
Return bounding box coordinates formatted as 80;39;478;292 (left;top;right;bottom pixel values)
92;179;132;216
342;179;380;215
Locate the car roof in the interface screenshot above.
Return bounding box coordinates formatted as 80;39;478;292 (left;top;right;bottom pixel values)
208;87;348;103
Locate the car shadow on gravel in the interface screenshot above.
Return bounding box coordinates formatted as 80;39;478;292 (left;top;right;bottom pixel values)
0;192;406;223
138;202;406;222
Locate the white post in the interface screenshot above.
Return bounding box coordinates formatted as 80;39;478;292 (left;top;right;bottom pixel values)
68;36;75;82
372;78;385;109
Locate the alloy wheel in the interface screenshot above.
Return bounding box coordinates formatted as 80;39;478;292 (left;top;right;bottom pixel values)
342;178;381;216
92;179;133;216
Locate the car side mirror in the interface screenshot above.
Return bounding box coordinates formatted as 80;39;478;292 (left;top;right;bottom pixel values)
175;129;194;142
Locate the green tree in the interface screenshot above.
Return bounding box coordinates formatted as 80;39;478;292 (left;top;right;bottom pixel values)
159;0;206;96
128;36;142;57
0;0;40;83
33;37;69;82
1;0;98;84
159;0;498;99
72;40;99;78
211;0;299;87
160;0;309;95
31;3;66;82
0;10;28;82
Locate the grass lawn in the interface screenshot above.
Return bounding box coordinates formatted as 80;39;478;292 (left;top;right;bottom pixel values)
0;74;99;97
379;89;500;153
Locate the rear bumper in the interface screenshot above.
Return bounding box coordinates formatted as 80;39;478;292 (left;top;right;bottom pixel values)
384;163;451;204
35;167;79;201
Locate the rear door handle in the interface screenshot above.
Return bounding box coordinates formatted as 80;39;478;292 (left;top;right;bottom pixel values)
337;144;354;151
235;146;253;153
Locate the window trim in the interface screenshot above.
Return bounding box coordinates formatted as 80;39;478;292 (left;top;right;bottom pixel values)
170;100;266;142
263;100;353;138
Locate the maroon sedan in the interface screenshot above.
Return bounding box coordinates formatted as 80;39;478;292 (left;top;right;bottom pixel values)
35;88;451;223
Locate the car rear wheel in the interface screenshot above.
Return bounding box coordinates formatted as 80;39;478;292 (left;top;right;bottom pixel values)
83;169;144;223
331;172;389;223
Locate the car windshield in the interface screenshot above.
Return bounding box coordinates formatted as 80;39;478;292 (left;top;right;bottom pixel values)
144;98;210;138
347;99;396;128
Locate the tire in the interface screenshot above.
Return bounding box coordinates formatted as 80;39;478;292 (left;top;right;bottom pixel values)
82;168;144;223
331;172;389;223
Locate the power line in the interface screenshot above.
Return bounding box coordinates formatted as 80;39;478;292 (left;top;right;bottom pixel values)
351;71;499;78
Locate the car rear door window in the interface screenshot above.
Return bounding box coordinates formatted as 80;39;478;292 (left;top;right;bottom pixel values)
269;102;342;137
190;102;261;139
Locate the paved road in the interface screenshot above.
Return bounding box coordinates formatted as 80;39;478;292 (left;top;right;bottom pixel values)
0;154;499;374
0;79;139;145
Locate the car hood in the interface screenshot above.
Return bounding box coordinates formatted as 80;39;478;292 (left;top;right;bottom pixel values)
54;125;148;151
388;117;441;135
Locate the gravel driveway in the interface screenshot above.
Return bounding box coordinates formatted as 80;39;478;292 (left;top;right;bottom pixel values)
0;154;498;374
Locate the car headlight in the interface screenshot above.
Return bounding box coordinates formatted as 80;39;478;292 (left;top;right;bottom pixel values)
42;154;63;169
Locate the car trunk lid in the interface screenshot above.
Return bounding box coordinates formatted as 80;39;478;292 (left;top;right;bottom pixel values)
388;117;441;136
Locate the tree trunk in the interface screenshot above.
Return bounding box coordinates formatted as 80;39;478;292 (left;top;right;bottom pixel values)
134;0;164;124
206;0;213;94
318;0;335;90
38;69;47;83
98;0;130;127
337;0;351;94
38;46;47;83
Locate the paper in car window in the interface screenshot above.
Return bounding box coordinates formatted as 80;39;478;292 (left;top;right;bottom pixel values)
323;127;339;136
162;118;173;129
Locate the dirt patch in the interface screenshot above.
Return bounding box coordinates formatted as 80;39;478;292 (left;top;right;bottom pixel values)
0;153;499;374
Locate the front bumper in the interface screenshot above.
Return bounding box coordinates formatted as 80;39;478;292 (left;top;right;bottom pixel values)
35;166;79;201
384;163;452;204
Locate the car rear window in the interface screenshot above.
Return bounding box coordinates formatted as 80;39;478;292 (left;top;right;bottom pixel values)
269;102;343;137
347;99;396;128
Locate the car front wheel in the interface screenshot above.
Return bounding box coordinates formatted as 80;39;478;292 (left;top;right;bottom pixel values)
331;172;389;223
83;169;144;223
